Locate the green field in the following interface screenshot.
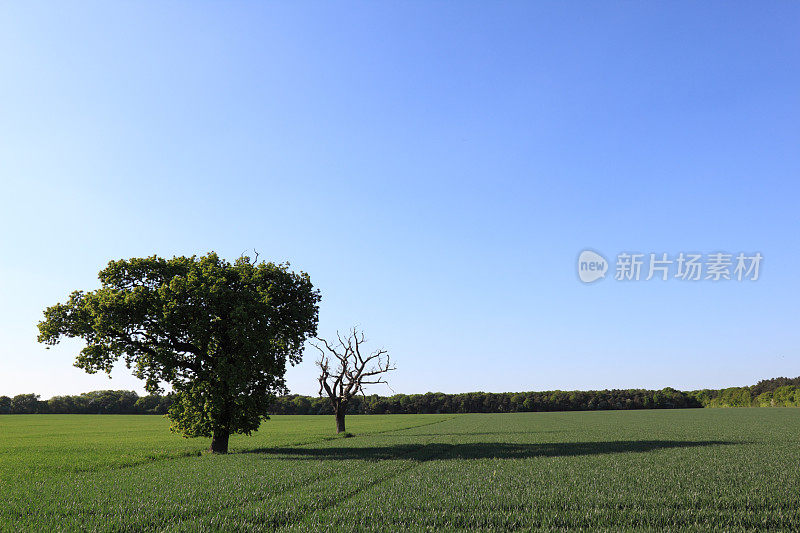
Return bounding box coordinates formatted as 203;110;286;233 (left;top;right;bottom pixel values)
2;409;799;531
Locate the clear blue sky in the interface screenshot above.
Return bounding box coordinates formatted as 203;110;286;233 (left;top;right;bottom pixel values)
1;2;798;399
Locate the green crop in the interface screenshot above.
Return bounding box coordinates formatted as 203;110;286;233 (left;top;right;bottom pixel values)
1;409;798;531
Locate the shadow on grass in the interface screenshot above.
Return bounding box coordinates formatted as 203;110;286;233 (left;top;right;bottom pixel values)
243;440;734;461
397;430;567;438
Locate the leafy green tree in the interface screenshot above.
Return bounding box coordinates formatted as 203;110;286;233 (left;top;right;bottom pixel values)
751;376;800;396
0;396;11;414
709;387;752;408
10;394;40;414
48;395;78;414
134;394;162;414
755;391;774;407
772;386;797;407
37;253;320;453
157;393;175;414
291;396;311;415
689;389;715;407
81;390;139;414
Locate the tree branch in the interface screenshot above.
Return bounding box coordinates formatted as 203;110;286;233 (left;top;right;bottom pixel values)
314;328;395;408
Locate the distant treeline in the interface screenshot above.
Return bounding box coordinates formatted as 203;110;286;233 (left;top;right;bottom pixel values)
0;390;173;415
694;376;800;408
272;376;800;414
271;388;701;414
2;377;798;415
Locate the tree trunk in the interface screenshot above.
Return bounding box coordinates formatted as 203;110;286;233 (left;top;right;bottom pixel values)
335;408;346;433
210;428;230;454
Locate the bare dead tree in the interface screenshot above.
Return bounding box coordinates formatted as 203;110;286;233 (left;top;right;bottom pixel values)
312;327;395;433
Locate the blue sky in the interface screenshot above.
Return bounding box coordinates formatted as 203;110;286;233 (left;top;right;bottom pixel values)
1;2;798;399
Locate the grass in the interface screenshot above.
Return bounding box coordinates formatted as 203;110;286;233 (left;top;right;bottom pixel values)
1;409;799;531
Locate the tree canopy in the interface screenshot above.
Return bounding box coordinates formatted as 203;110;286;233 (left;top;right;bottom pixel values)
37;252;320;452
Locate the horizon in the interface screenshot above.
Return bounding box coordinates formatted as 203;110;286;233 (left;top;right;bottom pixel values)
12;372;800;403
2;2;799;399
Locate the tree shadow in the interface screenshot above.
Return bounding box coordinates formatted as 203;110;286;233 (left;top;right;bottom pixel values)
244;440;734;461
398;430;567;438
